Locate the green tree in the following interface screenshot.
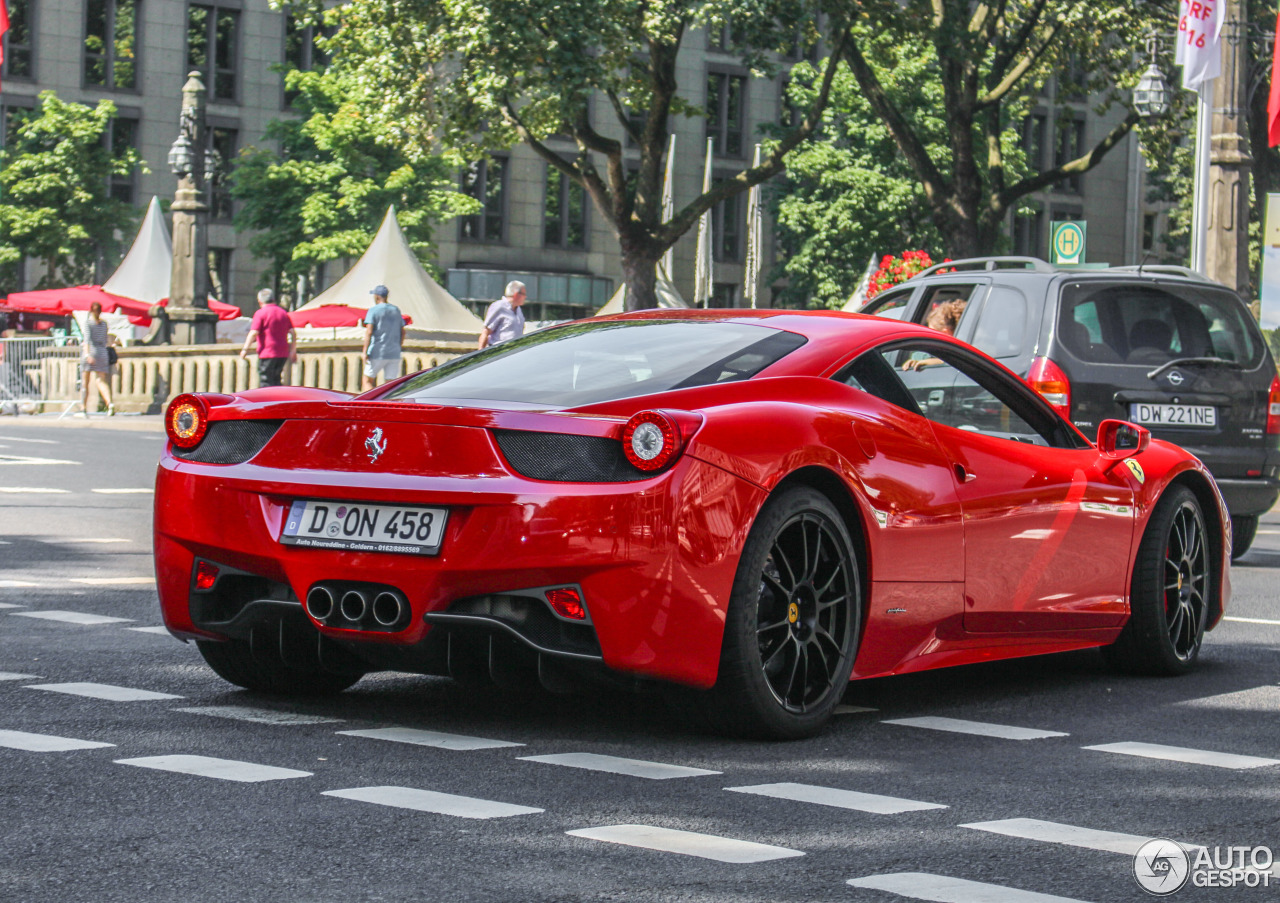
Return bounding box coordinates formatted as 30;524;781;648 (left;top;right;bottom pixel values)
230;66;478;296
287;0;847;310
0;91;145;288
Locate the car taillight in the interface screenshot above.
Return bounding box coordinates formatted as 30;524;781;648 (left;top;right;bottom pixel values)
1027;357;1071;418
621;410;701;473
166;393;210;449
544;587;586;620
1265;374;1280;436
194;561;220;592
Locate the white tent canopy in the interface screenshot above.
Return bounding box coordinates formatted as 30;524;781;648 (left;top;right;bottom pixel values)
596;264;688;316
102;197;173;307
296;206;482;337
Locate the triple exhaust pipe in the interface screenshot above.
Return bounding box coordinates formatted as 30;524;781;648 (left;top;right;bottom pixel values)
305;582;408;631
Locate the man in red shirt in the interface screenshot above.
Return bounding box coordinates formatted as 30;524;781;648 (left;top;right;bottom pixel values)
239;288;297;387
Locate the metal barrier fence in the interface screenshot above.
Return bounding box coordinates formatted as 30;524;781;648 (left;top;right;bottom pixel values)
0;337;81;413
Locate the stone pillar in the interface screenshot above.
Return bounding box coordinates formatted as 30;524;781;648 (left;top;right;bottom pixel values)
1206;0;1253;297
167;72;218;345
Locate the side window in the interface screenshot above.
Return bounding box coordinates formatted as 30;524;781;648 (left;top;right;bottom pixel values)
912;284;982;338
860;287;912;318
969;285;1028;359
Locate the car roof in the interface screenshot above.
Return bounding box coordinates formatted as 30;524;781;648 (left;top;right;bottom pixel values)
595;308;929;344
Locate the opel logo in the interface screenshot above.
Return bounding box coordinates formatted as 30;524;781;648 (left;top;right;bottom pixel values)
365;427;387;464
1167;370;1185;386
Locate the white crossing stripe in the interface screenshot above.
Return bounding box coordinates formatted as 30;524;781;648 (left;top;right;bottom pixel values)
91;488;153;495
834;704;878;714
520;752;720;779
1223;616;1280;626
116;754;311;782
68;577;154;586
337;727;521;750
11;610;134;626
179;706;343;725
1084;741;1280;770
26;682;182;702
323;786;542;819
567;824;803;863
125;626;171;635
0;487;68;493
960;818;1203;856
726;782;946;815
1174;685;1280;712
884;716;1067;740
0;582;38;589
0;672;39;680
847;872;1094;902
0;729;115;752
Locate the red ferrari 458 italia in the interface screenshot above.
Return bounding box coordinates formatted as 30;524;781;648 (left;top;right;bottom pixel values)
154;310;1231;738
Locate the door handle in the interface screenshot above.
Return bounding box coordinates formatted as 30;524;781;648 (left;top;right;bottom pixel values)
954;464;977;483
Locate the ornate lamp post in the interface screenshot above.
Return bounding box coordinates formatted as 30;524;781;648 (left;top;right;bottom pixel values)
165;71;217;345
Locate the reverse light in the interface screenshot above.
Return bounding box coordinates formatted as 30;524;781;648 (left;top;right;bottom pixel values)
166;393;210;449
194;560;220;592
545;587;587;620
1027;356;1071;418
1267;375;1280;436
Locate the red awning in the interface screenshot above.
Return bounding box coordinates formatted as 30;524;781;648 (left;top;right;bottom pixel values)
289;304;412;328
0;285;153;319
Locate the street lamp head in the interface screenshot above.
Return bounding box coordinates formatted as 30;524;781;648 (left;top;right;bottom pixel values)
168;131;194;178
1133;62;1172;118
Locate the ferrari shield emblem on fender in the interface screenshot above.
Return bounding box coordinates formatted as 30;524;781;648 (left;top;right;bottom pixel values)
1124;458;1145;484
365;427;387;464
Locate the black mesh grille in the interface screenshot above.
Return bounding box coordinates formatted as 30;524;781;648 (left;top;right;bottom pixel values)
494;429;648;482
173;420;283;465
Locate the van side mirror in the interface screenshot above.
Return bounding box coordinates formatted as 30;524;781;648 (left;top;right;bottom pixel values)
1097;419;1151;459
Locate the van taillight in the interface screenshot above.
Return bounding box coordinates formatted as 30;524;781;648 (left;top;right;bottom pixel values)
1027;357;1071;418
1267;374;1280;436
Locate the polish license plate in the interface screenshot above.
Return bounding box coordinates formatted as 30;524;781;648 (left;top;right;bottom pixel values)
1128;403;1216;428
280;500;448;555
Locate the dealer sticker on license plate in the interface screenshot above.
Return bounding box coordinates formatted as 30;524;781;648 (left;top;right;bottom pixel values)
1128;403;1217;428
280;500;448;555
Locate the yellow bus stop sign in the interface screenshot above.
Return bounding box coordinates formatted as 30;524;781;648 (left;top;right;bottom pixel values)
1050;221;1086;265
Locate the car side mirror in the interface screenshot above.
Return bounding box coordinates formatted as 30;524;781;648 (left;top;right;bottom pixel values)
1097;419;1151;459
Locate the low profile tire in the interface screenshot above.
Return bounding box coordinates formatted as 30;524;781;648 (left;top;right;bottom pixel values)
1230;514;1258;560
1103;485;1210;676
196;638;362;695
698;485;862;740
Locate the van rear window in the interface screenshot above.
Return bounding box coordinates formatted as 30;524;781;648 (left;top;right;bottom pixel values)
1058;284;1263;368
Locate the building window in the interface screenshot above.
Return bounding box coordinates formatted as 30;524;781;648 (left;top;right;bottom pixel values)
188;4;240;103
712;283;739;306
207;126;238;221
1143;212;1158;252
706;71;746;158
207;248;232;304
104;116;139;204
1023;112;1047;171
1;99;34;148
543;169;587;250
2;0;34;81
1013;203;1045;257
712;185;743;262
779;79;800;129
1054;116;1085;193
283;15;331;106
460;157;507;243
709;20;736;52
84;0;138;91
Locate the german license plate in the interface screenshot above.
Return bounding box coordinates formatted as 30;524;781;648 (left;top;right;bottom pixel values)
1128;403;1216;428
280;500;448;555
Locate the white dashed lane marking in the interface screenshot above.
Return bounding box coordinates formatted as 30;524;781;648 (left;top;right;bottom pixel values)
67;538;131;544
0;583;37;590
883;716;1068;741
1223;616;1280;626
0;672;39;680
180;706;343;725
68;577;154;586
0;487;68;494
11;610;133;626
90;488;153;495
323;786;542;819
126;626;170;635
726;782;946;815
847;872;1094;902
1174;686;1280;711
520;752;721;779
26;682;182;702
0;436;58;444
0;729;115;752
0;455;79;466
1083;741;1280;770
960;818;1203;856
337;727;521;750
567;825;803;863
116;755;311;782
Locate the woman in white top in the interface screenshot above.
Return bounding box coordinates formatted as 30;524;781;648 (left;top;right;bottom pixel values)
80;301;116;416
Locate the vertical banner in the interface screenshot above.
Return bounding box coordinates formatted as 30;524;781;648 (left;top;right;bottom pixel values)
743;145;763;309
659;133;676;280
693;138;715;308
1260;194;1280;331
1176;0;1225;92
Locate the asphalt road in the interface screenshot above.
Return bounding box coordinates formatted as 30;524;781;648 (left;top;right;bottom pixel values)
1;415;1278;903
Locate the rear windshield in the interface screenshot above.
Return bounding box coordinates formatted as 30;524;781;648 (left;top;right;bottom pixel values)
383;319;807;408
1058;283;1263;368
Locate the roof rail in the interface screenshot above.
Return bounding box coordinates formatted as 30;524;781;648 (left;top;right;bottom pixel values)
915;256;1057;278
1109;264;1215;283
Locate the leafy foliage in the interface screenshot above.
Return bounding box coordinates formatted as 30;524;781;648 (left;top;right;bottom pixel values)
230;66;478;292
0;91;145;288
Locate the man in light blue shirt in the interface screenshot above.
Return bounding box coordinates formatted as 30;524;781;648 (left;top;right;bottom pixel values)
361;284;405;390
478;281;527;349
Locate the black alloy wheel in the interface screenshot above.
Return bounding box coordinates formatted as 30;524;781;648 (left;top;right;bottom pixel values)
697;485;861;739
1103;485;1211;675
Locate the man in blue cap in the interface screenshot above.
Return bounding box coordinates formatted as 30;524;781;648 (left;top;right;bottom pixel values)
361;284;405;391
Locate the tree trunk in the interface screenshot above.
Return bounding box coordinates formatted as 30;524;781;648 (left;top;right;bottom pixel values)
621;252;659;311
